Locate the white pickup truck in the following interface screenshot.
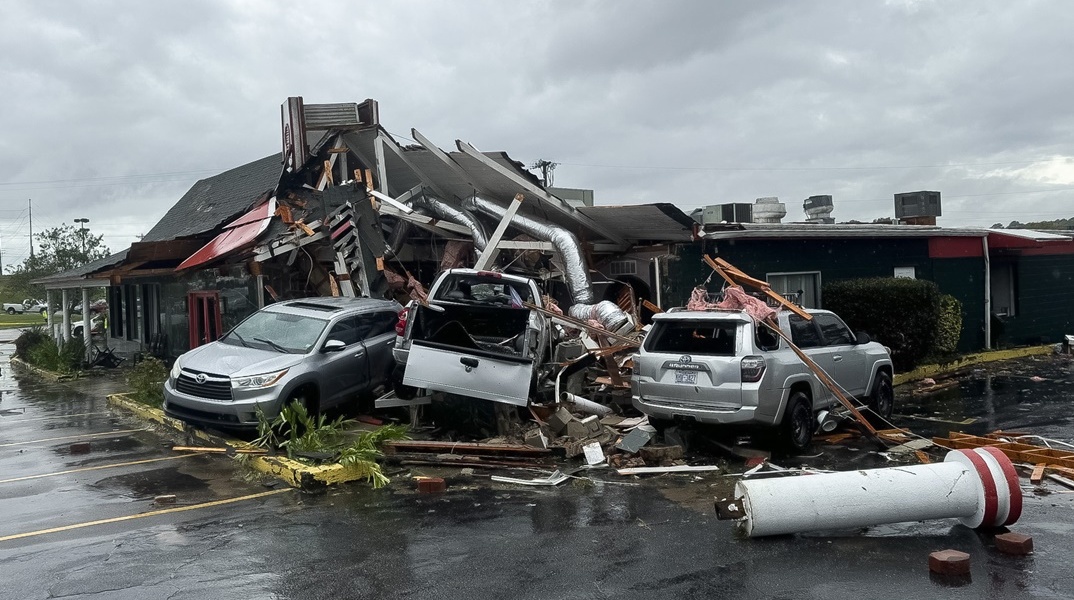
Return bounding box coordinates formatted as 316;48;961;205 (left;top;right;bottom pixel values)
4;299;47;316
392;269;551;406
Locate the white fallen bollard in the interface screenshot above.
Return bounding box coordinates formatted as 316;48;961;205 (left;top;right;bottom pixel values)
722;447;1022;537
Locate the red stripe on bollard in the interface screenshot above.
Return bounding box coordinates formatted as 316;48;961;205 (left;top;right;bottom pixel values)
959;448;999;528
979;446;1023;526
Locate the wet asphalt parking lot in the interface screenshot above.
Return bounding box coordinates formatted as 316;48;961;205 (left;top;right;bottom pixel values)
2;326;1073;599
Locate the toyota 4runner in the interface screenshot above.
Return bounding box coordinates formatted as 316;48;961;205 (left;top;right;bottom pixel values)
631;308;893;451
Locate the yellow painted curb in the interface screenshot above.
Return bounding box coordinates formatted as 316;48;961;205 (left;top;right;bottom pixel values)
106;393;369;490
893;345;1054;387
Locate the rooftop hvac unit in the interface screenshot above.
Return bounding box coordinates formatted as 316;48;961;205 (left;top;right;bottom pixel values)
894;191;942;219
695;203;754;225
803;195;834;224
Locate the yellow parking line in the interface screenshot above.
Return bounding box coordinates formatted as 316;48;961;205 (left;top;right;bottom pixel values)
0;488;293;542
1;411;112;423
0;429;146;448
0;453;207;485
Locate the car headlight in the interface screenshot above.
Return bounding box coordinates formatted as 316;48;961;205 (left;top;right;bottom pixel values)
231;369;289;390
169;360;183;381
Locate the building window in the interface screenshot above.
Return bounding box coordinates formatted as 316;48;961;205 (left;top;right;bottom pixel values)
767;271;821;308
990;264;1017;317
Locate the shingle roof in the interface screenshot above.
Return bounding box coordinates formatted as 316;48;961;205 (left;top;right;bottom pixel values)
31;249;130;288
142;154;282;242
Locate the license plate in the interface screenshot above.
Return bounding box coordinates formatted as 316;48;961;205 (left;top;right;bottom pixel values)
675;369;697;384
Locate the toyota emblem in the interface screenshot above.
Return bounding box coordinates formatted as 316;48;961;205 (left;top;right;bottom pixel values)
679;355;692;363
195;373;207;384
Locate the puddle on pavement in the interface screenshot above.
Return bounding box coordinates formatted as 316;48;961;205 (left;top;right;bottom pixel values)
895;356;1074;437
92;465;211;500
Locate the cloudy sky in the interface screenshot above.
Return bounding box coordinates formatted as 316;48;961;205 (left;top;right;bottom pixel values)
2;0;1073;270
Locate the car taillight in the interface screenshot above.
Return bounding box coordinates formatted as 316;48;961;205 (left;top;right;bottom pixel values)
741;355;766;382
395;307;409;336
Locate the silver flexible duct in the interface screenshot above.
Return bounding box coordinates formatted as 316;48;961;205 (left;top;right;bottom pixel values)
568;300;632;333
413;195;488;251
463;195;594;304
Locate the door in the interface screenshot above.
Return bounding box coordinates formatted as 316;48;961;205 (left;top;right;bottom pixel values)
813;313;867;396
188;291;223;349
356;310;398;389
319;316;367;408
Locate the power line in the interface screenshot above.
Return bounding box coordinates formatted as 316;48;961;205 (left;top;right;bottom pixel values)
557;159;1068;172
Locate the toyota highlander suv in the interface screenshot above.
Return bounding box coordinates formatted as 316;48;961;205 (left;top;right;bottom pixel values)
164;297;401;429
631;308;893;451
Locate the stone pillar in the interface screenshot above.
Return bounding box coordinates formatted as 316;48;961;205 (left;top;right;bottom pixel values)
61;289;71;342
82;287;91;361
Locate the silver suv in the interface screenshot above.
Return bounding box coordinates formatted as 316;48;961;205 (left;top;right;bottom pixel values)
631;308;893;451
164;297;401;429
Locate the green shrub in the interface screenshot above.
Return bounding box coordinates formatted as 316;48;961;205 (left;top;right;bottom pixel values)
823;277;942;370
933;294;963;355
126;357;167;407
17;327;85;373
13;326;49;360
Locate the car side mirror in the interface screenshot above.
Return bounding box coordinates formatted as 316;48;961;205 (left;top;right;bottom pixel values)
855;331;871;344
322;339;346;352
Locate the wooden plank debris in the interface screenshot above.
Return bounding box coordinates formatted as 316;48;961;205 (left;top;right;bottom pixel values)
1031;463;1047;484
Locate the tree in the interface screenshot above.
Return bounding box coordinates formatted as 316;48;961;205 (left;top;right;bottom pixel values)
3;224;110;300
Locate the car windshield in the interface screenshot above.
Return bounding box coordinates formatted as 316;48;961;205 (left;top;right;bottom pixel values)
645;320;739;356
222;310;328;354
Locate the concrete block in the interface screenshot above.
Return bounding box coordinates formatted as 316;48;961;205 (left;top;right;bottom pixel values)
417;477;446;493
154;495;177;505
524;428;549;449
929;550;971;576
546;408;574;436
994;532;1033;555
70;442;91;454
580;415;602;436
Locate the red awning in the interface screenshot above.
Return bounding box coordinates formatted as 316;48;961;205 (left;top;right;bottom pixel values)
176;199;275;271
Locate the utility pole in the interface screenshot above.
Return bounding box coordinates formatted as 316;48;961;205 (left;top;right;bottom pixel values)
28;198;33;258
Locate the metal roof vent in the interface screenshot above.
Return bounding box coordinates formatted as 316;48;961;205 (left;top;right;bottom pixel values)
804;195;835;224
753;197;786;224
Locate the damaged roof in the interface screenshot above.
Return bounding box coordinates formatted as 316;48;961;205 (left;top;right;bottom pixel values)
31;249;130;288
142;154;283;243
340;129;627;247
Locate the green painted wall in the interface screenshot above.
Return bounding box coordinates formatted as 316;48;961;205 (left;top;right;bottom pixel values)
1000;254;1074;346
663;239;986;351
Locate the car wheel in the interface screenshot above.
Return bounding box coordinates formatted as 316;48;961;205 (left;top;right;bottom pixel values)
781;391;813;453
867;371;894;422
5;307;14;315
73;326;83;338
391;365;418;400
287;386;320;418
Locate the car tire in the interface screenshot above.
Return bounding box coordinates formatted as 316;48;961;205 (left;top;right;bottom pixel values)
391;365;418;400
287;386;320;417
780;391;814;453
73;326;83;338
5;307;14;315
867;371;894;423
